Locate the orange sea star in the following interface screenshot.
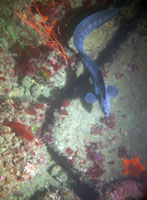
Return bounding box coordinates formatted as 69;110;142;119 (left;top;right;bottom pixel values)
121;156;145;178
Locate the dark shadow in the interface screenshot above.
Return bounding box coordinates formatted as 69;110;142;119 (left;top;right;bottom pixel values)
96;13;141;67
28;189;48;200
40;68;93;132
28;145;99;200
46;145;99;200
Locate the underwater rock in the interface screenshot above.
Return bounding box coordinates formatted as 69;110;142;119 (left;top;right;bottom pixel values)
50;165;61;177
104;179;143;200
22;76;34;89
30;83;42;99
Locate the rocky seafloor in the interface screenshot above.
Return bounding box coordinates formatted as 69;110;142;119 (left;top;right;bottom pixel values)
0;0;147;199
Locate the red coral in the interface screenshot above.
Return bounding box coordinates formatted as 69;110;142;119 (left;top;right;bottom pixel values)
86;143;97;161
15;58;39;78
25;107;37;115
66;147;73;155
61;99;71;108
4;120;34;141
86;164;105;179
90;124;104;136
58;110;68;115
26;46;40;59
12;44;40;59
69;55;76;64
0;76;6;81
100;113;117;129
3;88;9;94
33;1;58;20
105;179;143;199
86;143;105;167
0;70;4;74
93;151;105;165
50;60;62;72
34;103;45;109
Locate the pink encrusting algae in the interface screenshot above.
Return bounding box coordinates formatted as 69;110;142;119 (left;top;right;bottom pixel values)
100;113;117;129
3;120;34;141
104;179;144;200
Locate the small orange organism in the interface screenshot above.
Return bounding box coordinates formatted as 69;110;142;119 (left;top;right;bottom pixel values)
121;156;145;178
